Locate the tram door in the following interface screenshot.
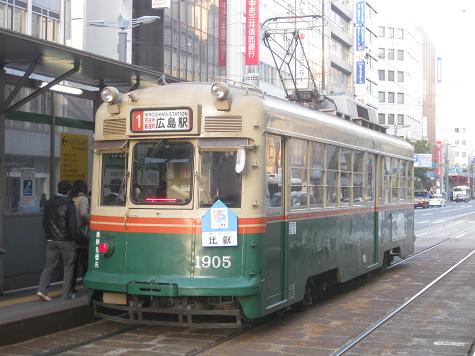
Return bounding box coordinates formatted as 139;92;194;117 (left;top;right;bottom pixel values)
263;135;285;308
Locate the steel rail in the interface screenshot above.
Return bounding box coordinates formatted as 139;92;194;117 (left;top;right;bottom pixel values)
332;248;475;356
389;225;475;270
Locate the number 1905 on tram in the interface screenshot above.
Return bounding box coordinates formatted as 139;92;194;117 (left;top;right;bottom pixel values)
85;80;415;327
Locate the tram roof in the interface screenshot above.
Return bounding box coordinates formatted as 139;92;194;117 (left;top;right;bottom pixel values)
0;28;181;94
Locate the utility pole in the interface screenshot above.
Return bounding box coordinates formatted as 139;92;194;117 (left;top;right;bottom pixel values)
321;0;325;90
445;144;449;198
89;15;160;63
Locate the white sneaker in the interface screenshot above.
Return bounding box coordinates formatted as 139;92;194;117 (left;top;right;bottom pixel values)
37;291;52;302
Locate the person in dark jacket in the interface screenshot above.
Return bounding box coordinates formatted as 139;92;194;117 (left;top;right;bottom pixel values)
37;180;78;301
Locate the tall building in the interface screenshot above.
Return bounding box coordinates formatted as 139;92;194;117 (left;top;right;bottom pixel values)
420;29;436;151
376;18;424;139
227;0;354;99
447;127;474;170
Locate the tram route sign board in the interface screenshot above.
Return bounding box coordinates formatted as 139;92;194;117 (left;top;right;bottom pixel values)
130;108;192;133
60;133;88;181
201;200;238;247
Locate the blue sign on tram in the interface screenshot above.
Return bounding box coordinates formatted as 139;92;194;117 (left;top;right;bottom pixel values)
201;200;238;247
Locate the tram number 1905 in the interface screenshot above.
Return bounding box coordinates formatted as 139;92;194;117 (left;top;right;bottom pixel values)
194;255;231;269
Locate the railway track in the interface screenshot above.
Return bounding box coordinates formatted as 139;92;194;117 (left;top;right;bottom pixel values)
332;247;475;355
2;216;474;355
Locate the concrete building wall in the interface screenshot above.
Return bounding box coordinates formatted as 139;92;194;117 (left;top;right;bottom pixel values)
376;16;423;139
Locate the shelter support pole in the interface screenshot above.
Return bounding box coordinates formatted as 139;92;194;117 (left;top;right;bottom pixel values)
0;66;5;293
49;93;56;197
6;61;79;113
0;58;38;112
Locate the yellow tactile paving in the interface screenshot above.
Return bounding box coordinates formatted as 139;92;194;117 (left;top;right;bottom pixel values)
0;289;63;308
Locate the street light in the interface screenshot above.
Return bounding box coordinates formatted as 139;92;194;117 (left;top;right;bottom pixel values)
89;15;160;62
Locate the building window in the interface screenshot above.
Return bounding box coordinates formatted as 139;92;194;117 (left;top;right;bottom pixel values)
455;128;459;133
397;93;404;104
397;114;404;125
378;48;385;59
397;50;404;61
396;28;404;39
0;1;27;33
462;128;467;133
378;70;385;81
397;71;404;82
388;27;394;38
379;26;385;37
378;113;385;124
462;152;467;157
388;114;395;125
388;92;395;103
455;151;460;157
388;70;394;81
462;140;466;145
388;49;394;60
455;140;460;144
378;91;385;103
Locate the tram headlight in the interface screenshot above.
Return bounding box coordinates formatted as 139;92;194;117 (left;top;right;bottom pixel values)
211;82;230;100
101;86;120;104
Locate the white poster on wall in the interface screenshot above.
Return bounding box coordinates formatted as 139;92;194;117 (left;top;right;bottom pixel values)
20;168;37;212
152;0;170;9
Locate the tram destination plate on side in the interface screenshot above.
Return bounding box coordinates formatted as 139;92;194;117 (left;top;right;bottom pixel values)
131;108;193;133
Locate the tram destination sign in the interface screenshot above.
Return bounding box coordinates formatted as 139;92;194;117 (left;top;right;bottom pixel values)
131;108;192;133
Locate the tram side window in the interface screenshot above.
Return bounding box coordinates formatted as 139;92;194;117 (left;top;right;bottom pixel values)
384;157;391;204
408;161;414;201
400;160;407;202
131;141;193;205
200;151;241;208
289;139;308;209
340;148;352;207
266;136;282;208
101;153;126;206
353;151;364;206
326;145;339;207
366;154;375;204
309;141;324;207
391;159;399;203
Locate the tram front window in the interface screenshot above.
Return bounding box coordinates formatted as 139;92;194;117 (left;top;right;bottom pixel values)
199;151;242;208
101;153;126;206
131;141;193;205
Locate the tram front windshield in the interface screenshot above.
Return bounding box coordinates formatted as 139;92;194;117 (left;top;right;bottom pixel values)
131;141;193;205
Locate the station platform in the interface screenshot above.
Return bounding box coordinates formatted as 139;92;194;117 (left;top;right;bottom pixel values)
0;284;95;346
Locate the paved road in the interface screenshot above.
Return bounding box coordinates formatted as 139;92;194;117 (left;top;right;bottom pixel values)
414;200;475;231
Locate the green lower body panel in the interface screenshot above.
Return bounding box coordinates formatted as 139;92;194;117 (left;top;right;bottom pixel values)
85;271;260;297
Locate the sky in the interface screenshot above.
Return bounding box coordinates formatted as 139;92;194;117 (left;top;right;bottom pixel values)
381;0;475;137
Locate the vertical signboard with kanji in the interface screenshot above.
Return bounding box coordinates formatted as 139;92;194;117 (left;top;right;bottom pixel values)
356;61;365;84
245;0;259;65
355;0;365;51
218;0;227;66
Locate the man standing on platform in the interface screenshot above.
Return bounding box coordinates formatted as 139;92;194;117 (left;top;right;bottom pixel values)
37;180;78;301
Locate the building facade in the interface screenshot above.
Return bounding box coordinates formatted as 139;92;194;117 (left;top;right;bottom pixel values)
376;18;424;139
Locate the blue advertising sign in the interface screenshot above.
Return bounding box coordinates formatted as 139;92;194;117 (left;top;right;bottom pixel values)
356;0;365;25
201;200;238;247
356;61;365;84
355;25;365;51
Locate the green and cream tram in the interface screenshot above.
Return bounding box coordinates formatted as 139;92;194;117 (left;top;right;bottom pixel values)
85;80;415;327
